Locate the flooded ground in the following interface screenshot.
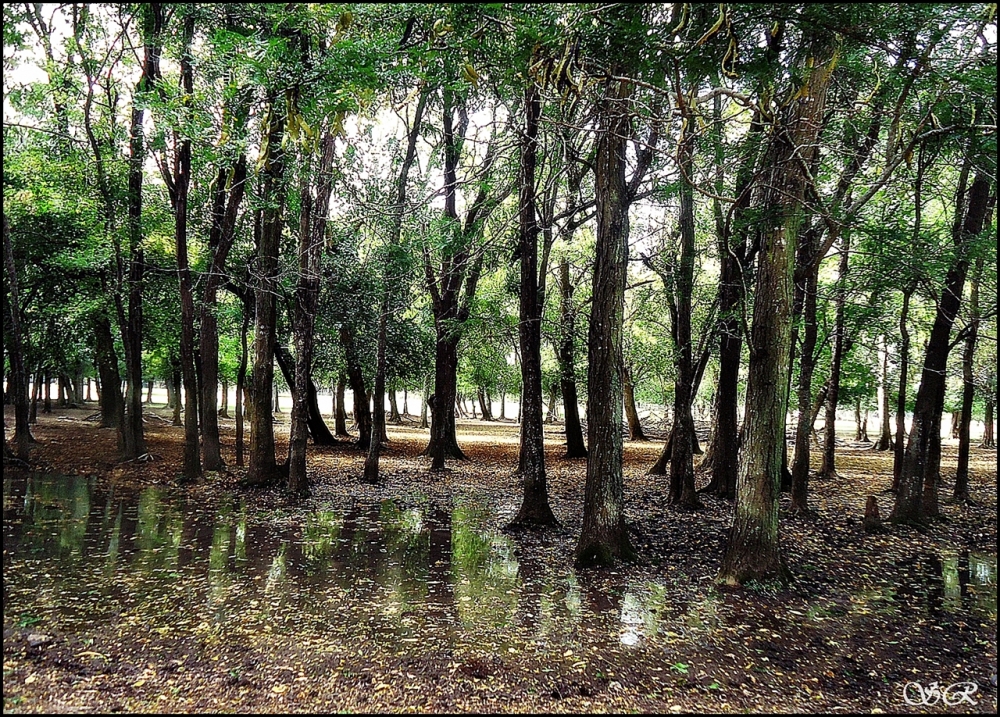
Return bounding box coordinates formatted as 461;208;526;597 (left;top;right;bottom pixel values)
2;411;997;712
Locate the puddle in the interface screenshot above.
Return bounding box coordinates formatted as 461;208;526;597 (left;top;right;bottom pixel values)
2;474;670;655
5;474;994;665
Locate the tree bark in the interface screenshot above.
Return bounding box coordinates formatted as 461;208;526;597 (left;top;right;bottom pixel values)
245;101;286;487
719;30;837;586
668;126;700;509
235;304;249;468
289;134;336;495
791;228;819;513
510;81;557;528
576;77;636;567
339;325;371;450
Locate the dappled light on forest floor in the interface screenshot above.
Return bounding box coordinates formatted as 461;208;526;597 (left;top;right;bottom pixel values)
3;409;997;713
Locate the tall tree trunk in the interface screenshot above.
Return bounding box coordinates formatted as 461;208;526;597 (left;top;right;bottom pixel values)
3;214;31;459
274;345;336;445
719;30;837;586
558;259;587;457
668;127;699;509
424;335;465;468
891;170;991;523
120;3;164;461
235;305;249;467
170;14;201;483
791;231;819;513
819;231;851;478
419;375;430;430
510;81;557;528
366;88;428;479
219;379;229;418
245;102;287;487
892;287;913;491
954;254;985;503
290;134;336;495
576;77;636;567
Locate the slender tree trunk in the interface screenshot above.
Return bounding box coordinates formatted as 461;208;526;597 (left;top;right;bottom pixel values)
171;15;201;483
668;128;699;509
289;134;336;495
235;305;249;468
892;170;990;523
819;231;851;478
791;233;819;513
219;379;229;418
145;380;153;405
246;101;287;487
576;77;636;567
29;366;40;424
954;254;984;503
893;288;913;491
874;335;893;450
510;81;556;528
365;89;427;482
171;359;183;427
3;214;31;459
719;31;837;586
419;375;430;429
558;259;587;457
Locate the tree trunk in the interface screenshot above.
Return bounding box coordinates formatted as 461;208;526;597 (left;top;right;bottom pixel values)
245;99;287;487
510;81;556;528
419;375;430;430
145;380;153;405
93;315;123;432
891;170;990;523
558;259;587;457
874;334;893;450
980;397;994;449
424;334;466;469
576;76;636;567
120;3;162;462
171;359;183;427
388;390;402;423
819;231;851;478
623;365;647;441
289;134;336;495
171;14;201;483
334;377;350;437
791;230;819;513
3;213;32;459
340;325;371;450
668;127;700;509
235;305;249;467
719;31;837;586
892;288;913;491
29;366;41;424
274;344;337;446
219;379;229;418
954;254;985;503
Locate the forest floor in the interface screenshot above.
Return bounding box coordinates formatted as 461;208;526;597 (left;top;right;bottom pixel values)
3;403;997;714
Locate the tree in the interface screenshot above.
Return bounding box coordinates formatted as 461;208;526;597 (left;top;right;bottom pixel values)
719;18;839;587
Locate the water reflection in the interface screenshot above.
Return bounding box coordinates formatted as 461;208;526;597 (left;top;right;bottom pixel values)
5;474;995;659
4;475;654;655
